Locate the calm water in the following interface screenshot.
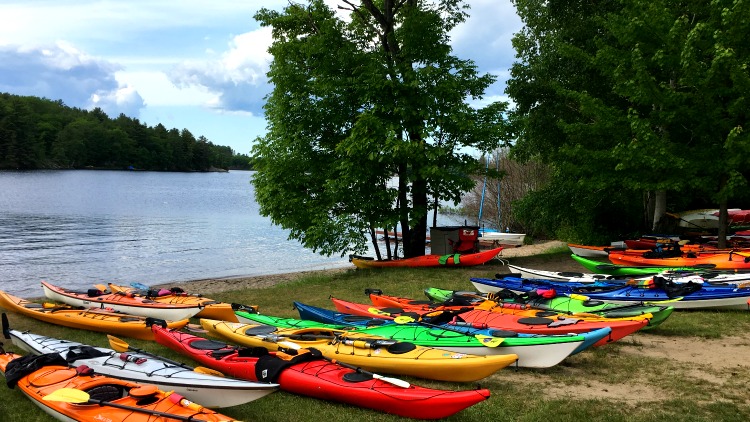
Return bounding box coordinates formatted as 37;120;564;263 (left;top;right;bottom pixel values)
0;170;352;297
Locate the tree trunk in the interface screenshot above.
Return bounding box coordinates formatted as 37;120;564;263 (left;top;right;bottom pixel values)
717;198;728;249
405;178;428;258
652;190;667;232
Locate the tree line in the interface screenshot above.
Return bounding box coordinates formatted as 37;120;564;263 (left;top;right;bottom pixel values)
0;93;254;171
250;0;749;258
506;0;750;245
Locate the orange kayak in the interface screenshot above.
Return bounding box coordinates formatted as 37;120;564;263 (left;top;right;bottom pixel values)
608;250;750;270
0;290;188;341
351;247;502;269
0;350;237;421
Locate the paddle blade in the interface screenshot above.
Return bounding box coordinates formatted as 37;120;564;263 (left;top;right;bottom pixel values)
107;335;129;353
393;316;416;324
372;373;410;388
131;282;150;291
568;293;590;301
277;340;301;350
475;334;503;347
194;366;225;377
44;388;90;403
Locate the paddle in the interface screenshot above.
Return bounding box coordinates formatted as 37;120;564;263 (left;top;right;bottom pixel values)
391;315;504;347
43;388;217;422
277;341;411;388
107;335;225;377
567;293;684;305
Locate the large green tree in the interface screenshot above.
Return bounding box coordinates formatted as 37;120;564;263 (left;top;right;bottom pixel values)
252;0;507;258
507;0;749;243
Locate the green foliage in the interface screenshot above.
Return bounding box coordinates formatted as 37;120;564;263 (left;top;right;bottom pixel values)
252;0;508;258
0;93;248;171
507;0;750;240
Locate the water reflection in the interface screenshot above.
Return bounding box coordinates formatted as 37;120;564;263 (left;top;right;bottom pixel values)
0;170;351;297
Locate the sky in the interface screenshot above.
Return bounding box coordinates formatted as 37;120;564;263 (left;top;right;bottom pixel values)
0;0;522;156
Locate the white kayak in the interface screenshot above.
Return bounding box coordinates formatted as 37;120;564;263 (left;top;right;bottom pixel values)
41;281;203;321
506;262;750;285
4;321;278;408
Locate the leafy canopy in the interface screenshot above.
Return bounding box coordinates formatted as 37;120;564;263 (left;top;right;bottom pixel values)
252;0;508;257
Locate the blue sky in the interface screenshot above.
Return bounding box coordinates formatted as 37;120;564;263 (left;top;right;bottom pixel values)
0;1;522;155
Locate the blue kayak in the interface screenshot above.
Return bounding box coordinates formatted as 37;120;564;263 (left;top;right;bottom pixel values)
469;276;750;310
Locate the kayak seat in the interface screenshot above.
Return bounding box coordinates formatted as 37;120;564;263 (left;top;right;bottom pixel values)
517;317;555;326
386;342;417;354
190;339;231;350
118;317;142;322
342;372;373;383
582;300;606;307
487;330;519;338
342;315;375;322
244;325;278;336
87;385;126;402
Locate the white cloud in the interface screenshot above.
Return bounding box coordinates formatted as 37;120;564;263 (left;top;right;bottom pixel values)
168;27;273;115
0;42;145;117
89;86;145;117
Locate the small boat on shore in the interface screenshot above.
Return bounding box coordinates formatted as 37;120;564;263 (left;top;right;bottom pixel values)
235;306;589;368
41;281;203;321
151;324;490;419
0;349;237;421
350;247;502;269
4;318;277;408
0;290;188;340
200;318;518;382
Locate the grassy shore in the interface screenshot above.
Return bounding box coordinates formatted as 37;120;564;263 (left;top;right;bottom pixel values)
2;248;750;421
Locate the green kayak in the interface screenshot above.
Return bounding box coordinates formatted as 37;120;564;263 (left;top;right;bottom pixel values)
232;308;595;368
570;254;709;276
423;287;674;329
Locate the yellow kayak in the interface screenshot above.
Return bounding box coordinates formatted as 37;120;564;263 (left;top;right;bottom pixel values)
200;318;518;382
0;290;188;341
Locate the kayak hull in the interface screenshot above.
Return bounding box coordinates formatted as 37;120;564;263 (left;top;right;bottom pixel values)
0;290;188;340
42;281;202;321
151;325;490;419
330;297;646;347
237;307;583;368
0;351;236;421
7;329;277;408
351;247;502;269
470;277;750;310
200;318;518;382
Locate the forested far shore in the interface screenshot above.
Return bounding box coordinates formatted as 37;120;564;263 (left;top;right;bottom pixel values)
0;92;254;171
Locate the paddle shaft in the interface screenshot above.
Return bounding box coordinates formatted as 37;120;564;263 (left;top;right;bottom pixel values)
87;398;212;421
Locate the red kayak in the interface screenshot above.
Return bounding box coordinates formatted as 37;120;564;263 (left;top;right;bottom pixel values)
350;247;502;269
331;297;647;347
151;325;489;419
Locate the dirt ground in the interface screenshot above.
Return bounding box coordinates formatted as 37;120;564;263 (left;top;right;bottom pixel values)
156;240;750;405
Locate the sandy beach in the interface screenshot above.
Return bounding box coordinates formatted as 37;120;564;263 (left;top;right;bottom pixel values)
153;240;570;294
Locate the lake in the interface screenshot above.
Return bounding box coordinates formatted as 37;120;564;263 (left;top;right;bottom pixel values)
0;170;355;298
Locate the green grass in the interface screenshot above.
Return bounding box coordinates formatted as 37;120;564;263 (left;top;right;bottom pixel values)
2;254;749;421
